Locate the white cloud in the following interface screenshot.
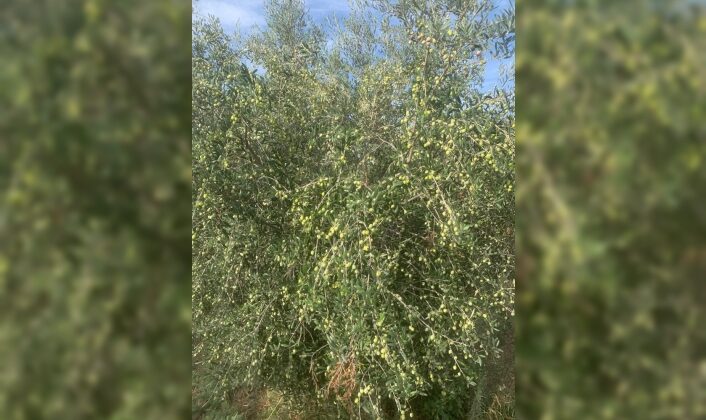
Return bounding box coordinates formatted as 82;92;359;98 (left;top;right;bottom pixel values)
193;0;352;34
193;0;266;32
308;0;350;15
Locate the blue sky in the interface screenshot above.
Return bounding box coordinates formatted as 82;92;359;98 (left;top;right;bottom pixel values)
193;0;350;33
193;0;514;91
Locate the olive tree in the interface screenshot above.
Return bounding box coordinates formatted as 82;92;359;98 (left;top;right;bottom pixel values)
193;0;514;417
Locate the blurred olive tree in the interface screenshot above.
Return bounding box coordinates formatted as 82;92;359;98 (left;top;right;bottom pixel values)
0;0;191;418
518;0;706;418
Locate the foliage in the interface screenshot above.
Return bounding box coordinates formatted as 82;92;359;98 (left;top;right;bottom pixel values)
192;0;515;418
0;0;191;418
517;0;706;418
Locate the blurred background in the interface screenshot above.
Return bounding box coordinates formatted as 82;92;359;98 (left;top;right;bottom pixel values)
0;0;192;419
517;0;706;418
